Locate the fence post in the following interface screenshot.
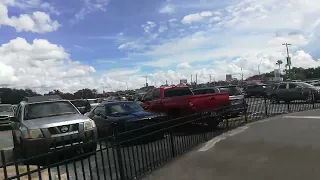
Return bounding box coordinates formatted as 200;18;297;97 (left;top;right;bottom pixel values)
264;96;268;117
169;130;176;158
114;125;126;180
312;92;315;109
1;150;8;180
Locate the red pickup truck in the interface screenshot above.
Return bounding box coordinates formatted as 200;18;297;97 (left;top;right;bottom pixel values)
140;86;231;125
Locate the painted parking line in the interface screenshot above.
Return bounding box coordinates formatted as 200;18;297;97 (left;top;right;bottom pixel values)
283;116;320;119
198;126;249;152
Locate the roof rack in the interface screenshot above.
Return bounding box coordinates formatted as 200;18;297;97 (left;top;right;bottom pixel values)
23;95;63;103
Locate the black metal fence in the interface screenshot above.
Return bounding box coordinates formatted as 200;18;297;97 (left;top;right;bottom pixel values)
1;97;320;180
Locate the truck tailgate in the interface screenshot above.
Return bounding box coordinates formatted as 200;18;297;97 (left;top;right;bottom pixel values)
190;92;231;113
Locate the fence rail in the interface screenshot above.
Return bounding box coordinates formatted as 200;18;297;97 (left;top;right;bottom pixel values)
1;97;320;180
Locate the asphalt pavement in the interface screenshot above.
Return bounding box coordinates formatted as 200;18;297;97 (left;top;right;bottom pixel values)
142;109;320;180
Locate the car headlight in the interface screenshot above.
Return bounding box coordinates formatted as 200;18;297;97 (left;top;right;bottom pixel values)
25;129;44;139
84;120;96;131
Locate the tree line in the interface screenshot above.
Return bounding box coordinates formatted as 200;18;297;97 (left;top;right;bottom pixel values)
0;88;101;104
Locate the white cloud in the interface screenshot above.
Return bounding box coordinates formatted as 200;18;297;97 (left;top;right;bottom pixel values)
7;0;60;15
181;11;214;24
159;4;175;14
141;21;156;33
0;37;96;93
0;2;60;33
181;13;203;24
158;25;168;33
177;62;191;69
200;11;213;17
71;0;110;24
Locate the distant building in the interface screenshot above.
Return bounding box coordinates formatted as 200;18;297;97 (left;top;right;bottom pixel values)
226;74;233;82
140;86;155;92
180;79;188;85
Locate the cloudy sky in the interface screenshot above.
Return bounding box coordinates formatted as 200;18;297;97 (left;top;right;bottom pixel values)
1;0;320;93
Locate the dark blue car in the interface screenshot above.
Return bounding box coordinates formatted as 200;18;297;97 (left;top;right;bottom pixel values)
87;101;166;140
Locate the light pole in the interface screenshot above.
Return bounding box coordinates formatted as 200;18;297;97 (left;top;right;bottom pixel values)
258;57;265;76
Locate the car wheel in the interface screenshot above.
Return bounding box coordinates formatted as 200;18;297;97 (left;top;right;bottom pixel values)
270;95;279;104
83;142;97;155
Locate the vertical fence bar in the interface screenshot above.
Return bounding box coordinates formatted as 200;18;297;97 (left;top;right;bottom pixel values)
115;140;126;180
169;130;176;158
264;96;268;117
1;150;8;180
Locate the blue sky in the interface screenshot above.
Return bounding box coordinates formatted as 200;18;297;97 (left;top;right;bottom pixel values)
1;0;320;92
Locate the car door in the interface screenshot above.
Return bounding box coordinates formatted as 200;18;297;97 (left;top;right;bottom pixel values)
288;83;303;100
90;106;108;134
11;104;22;143
276;83;288;100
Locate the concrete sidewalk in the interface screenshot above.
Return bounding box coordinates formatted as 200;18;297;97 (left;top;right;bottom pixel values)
143;110;320;180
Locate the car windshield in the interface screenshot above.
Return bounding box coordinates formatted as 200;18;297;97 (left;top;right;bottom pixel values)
106;102;144;116
296;82;315;88
24;101;79;120
219;87;242;96
0;105;13;112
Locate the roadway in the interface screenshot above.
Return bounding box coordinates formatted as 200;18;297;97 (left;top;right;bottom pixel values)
142;109;320;180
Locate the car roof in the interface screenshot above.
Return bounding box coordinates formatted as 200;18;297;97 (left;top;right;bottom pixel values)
0;104;12;106
22;95;63;103
100;101;134;105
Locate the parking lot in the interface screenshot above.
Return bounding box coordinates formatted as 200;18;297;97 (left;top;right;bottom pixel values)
1;97;319;180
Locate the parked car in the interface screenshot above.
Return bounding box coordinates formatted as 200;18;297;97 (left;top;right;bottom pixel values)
87;101;165;140
0;104;14;126
11;95;97;158
70;99;91;114
193;86;247;118
267;82;320;103
140;86;231;127
243;84;268;97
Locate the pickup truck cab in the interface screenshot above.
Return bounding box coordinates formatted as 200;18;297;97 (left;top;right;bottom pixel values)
141;86;231;123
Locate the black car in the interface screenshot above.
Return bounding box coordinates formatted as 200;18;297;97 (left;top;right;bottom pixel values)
87;101;166;141
243;84;268;97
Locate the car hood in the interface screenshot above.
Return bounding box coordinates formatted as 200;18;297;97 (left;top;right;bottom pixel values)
108;111;161;122
23;114;90;129
0;112;14;117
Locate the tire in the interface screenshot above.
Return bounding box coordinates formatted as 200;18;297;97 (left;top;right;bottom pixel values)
12;132;23;158
83;142;97;154
270;95;279;104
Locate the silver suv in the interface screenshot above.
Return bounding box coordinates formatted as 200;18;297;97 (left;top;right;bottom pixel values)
11;95;97;158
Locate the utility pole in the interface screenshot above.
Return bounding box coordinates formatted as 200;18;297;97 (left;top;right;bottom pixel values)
191;74;193;84
258;57;265;76
142;76;148;87
126;82;128;90
165;80;168;86
282;43;292;78
241;68;244;81
195;74;198;85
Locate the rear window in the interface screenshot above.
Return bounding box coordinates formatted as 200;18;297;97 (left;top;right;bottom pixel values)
24;101;79;120
218;87;242;96
164;88;193;98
